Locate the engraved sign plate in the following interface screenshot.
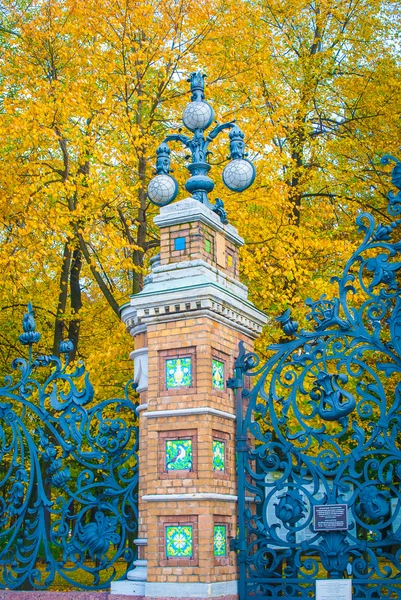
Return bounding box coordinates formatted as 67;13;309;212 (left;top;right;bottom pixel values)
314;504;348;531
316;579;352;600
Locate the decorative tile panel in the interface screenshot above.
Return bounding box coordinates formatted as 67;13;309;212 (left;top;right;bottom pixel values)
166;439;193;470
166;357;192;388
214;525;226;556
213;439;225;471
212;359;224;390
166;525;193;558
174;236;186;251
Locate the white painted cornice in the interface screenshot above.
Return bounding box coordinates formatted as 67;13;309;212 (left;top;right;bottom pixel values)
144;407;236;420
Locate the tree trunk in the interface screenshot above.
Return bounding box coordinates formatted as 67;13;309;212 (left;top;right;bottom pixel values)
132;155;148;295
53;242;71;357
68;247;83;361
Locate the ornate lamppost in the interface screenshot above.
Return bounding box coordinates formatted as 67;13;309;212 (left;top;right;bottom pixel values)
147;72;256;222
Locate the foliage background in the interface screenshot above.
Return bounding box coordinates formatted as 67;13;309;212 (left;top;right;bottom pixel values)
0;0;400;394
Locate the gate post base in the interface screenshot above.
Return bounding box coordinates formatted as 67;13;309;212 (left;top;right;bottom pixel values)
110;580;146;596
145;580;238;598
111;579;238;598
127;559;148;583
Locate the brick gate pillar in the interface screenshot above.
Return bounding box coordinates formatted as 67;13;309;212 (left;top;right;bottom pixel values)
113;198;267;599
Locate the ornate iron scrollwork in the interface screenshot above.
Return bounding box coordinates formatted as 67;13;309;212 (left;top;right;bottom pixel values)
0;306;139;590
309;371;356;421
234;156;401;599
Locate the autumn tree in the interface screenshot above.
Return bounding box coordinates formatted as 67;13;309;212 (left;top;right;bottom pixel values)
0;0;400;387
202;0;401;342
0;0;228;390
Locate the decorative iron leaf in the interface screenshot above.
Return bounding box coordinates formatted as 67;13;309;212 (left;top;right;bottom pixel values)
389;296;401;356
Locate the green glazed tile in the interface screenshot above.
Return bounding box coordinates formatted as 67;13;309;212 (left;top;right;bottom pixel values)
212;439;225;471
166;439;193;470
166;525;193;557
166;357;192;388
214;525;226;556
212;359;224;390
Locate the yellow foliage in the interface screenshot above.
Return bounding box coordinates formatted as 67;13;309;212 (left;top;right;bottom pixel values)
0;0;400;394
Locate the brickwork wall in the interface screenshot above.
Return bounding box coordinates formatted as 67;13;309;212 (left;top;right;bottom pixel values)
146;501;237;583
123;200;267;597
140;315;254;584
146;317;249;414
159;222;239;279
147;413;234;495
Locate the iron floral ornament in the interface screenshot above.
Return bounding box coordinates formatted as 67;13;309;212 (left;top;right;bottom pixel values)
356;486;390;520
275;490;306;526
147;72;256;222
230;154;401;600
0;306;139;590
309;371;356;421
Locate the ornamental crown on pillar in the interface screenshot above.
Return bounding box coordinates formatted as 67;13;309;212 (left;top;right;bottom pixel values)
114;73;267;600
146;71;256;218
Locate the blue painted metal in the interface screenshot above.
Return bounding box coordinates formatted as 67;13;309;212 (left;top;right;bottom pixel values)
230;156;401;600
146;142;179;207
147;72;255;221
0;303;139;590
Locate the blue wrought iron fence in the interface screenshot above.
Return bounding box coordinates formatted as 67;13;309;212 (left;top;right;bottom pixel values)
0;304;139;590
230;154;401;600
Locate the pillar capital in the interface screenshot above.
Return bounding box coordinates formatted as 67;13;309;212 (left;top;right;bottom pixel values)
121;198;268;339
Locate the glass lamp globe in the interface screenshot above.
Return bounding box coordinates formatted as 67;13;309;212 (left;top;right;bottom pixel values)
182;101;214;131
222;159;256;192
147;174;178;206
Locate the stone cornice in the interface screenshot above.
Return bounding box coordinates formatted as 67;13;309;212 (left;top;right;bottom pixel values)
152;258;249;297
142;493;238;502
121;285;268;338
144;407;236;421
